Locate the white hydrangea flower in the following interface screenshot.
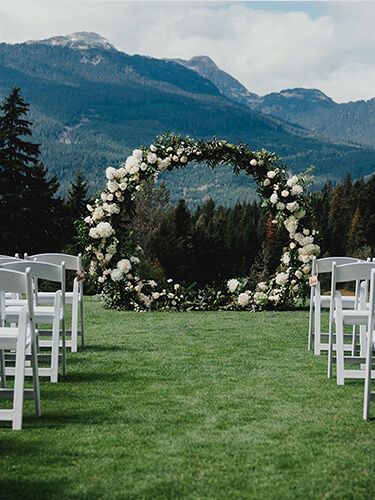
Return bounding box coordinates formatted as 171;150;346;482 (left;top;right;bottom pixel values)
237;292;250;307
284;216;298;235
117;259;132;273
275;272;288;286
110;268;123;281
130;256;140;265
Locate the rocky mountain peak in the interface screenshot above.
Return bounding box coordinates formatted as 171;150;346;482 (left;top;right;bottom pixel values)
26;31;117;51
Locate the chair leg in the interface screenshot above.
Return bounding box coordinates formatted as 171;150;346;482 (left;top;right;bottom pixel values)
12;328;27;430
314;301;322;356
308;288;314;351
0;349;6;389
335;311;345;386
71;297;78;353
61;317;66;377
363;331;373;420
51;298;61;383
30;321;41;417
80;297;85;348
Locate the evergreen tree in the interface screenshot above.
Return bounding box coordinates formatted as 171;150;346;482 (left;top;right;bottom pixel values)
66;167;89;222
0;87;63;254
346;206;366;256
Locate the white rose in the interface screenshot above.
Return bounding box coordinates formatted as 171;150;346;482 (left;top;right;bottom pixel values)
291;184;303;195
227;278;240;293
133;149;143;160
267;171;276;179
281;190;289;197
263;179;271;187
270;193;278;204
147;153;158;164
286;201;299;212
250;159;257;166
287;175;298;187
106;167;116;180
276;202;285;210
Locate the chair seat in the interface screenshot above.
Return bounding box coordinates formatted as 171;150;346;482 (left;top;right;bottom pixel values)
36;290;75;305
0;326;31;348
5;304;57;323
316;295;356;308
336;309;370;326
0;326;21;349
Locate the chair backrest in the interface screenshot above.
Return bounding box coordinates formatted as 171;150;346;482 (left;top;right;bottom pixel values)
0;256;21;264
0;260;66;308
0;268;34;326
1;260;65;284
312;256;363;276
332;261;375;286
25;253;81;273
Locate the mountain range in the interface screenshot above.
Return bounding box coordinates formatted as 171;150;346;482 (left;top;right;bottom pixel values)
0;31;374;207
174;55;375;148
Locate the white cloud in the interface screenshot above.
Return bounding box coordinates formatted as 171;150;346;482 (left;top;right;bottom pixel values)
1;1;375;103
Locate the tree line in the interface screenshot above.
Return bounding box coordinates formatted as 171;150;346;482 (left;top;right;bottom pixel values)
2;87;375;287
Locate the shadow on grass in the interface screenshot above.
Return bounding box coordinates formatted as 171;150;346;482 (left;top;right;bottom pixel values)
0;478;72;500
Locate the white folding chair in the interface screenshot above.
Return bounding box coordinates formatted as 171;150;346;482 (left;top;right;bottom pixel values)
25;253;84;352
0;268;41;427
363;268;375;420
308;256;362;355
0;307;32;429
329;261;375;383
1;260;66;382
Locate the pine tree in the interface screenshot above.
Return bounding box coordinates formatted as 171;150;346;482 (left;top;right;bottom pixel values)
346;206;366;256
66;167;89;222
0;87;63;254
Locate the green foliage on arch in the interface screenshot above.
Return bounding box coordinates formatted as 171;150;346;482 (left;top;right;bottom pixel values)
78;132;319;311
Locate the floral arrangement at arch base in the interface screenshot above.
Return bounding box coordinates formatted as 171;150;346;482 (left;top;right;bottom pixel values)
78;132;320;311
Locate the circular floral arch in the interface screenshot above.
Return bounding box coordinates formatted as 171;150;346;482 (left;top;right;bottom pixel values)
81;132;320;311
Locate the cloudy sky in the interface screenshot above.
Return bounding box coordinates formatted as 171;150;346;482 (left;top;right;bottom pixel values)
0;1;374;103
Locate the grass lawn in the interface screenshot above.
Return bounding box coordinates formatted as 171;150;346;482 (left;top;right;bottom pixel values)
1;297;375;499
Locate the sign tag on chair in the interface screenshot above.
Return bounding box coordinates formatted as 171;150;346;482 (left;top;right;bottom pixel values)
76;271;86;282
309;275;318;286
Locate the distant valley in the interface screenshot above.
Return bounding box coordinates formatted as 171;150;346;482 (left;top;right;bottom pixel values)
1;32;374;207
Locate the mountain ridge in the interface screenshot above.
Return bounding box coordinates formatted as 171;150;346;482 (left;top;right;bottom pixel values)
174;55;375;147
1;33;374;207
